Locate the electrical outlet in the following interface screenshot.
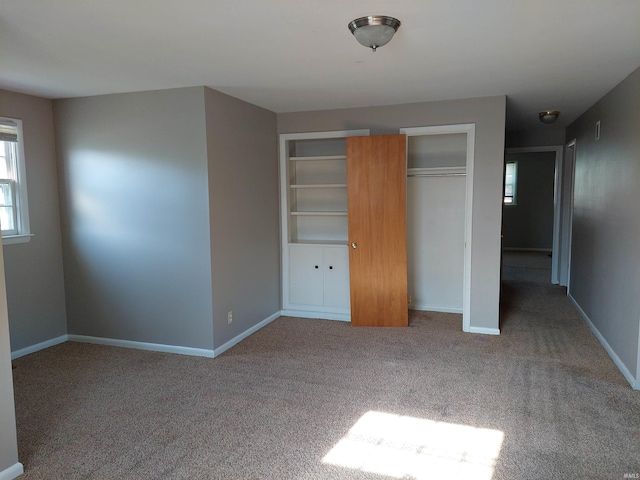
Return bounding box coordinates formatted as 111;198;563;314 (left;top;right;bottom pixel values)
227;311;233;324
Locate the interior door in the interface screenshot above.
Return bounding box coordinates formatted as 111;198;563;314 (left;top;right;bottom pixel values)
346;134;408;327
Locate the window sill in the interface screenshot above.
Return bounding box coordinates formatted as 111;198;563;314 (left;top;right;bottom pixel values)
2;234;34;245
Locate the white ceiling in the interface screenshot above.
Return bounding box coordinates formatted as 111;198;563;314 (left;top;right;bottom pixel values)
1;0;639;132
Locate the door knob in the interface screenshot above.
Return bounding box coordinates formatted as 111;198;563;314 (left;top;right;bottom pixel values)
351;242;358;249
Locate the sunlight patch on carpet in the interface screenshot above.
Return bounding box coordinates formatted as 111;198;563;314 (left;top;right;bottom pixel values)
322;411;504;479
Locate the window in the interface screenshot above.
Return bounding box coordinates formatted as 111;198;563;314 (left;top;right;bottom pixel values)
0;118;30;243
503;161;517;205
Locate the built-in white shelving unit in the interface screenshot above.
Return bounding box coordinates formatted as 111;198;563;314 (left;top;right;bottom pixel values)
279;129;369;320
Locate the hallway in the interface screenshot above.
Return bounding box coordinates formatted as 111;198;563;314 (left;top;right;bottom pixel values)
500;250;562;331
495;250;640;476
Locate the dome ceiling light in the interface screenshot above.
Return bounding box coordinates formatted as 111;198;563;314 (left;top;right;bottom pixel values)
539;110;560;124
348;16;401;52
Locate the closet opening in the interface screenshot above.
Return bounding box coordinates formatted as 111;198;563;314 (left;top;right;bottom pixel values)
400;124;475;332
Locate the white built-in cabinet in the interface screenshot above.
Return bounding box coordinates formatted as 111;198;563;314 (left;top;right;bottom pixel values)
289;244;350;308
280;130;369;320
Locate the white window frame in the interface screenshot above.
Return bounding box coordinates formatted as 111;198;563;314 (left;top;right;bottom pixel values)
503;160;517;205
0;117;32;245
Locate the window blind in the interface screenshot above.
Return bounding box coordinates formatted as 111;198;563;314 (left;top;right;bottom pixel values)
0;121;18;142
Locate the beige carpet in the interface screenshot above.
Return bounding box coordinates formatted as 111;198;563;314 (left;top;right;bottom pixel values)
11;252;640;479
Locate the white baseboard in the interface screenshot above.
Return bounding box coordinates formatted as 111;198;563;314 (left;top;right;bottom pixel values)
468;326;501;335
11;334;68;360
568;293;639;390
67;335;215;358
0;463;23;480
410;304;463;314
281;309;350;322
213;311;281;357
70;312;282;359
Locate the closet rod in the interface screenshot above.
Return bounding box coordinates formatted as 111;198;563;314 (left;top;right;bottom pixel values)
407;173;466;178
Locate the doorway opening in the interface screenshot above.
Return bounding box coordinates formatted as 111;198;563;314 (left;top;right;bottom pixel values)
502;146;566;285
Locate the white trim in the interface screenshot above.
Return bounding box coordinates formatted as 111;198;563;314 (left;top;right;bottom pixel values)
281;309;350;322
568;294;639;390
67;335;215;358
280;130;370;141
468;326;500;335
11;334;68;359
14;120;30;236
407;166;466;176
400;124;475;334
289;155;346;161
290;211;347;216
0;463;23;480
410;305;463;314
67;312;283;359
213;311;281;357
562;139;577;290
551;149;563;285
505;146;564;285
2;233;34;245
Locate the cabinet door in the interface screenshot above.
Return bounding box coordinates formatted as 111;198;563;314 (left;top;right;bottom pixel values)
347;135;408;327
323;246;350;308
289;245;324;306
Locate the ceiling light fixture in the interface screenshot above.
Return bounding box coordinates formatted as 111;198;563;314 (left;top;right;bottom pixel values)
539;110;560;124
348;16;401;52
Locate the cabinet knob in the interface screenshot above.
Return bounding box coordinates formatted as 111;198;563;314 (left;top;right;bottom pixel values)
315;265;319;269
329;266;333;269
351;242;358;249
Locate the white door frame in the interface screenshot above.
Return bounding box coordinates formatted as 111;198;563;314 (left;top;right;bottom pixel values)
504;146;564;284
400;124;475;332
561;139;577;289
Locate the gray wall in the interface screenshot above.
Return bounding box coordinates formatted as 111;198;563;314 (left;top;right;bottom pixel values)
502;151;556;250
278;96;507;331
0;241;20;480
0;89;67;352
204;88;280;349
506;127;565;148
54;87;215;350
566;66;640;381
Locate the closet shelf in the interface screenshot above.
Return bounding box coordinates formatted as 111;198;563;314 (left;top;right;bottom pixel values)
290;211;348;216
290;184;347;189
289;155;346;162
289;240;348;246
407;166;466;177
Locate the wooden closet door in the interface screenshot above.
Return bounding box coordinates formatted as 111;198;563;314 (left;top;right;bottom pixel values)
346;134;408;327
